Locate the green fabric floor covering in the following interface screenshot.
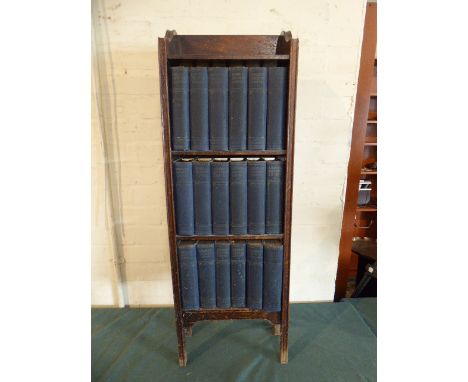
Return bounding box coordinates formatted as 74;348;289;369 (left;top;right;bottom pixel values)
92;298;376;382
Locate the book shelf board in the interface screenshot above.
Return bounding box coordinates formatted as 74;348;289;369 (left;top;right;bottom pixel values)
176;234;284;241
172;150;286;158
159;31;298;366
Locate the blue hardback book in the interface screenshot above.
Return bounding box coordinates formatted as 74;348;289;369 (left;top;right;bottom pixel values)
208;67;229;150
247;160;266;234
211;161;229;235
229;67;248;150
173;160;194;235
230;160;248;234
178;241;200;310
215;241;231;308
267;67;288;149
193;160;212;235
197;241;216;308
190;67;209;151
247;241;263;310
170;67;190;150
263;241;283;312
231;241;246;307
248;67;267;150
266;160;285;234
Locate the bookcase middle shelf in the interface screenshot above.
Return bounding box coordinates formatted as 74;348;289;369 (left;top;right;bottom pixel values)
172;150;287;158
176;234;284;241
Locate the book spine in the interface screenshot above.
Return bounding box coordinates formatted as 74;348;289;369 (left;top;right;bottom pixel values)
231;242;246;307
247;160;266;234
229;161;247;234
197;242;216;309
215;241;231;308
193;160;212;235
173;161;194;235
267;67;288;149
266;160;285;234
263;242;284;312
247;67;267;150
229;67;248;150
208;67;229;150
178;242;200;310
190;67;209;151
211;161;229;235
247;242;263;310
170;67;190;150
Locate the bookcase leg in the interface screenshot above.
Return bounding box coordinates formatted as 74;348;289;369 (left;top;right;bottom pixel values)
176;321;187;366
184;324;193;337
273;324;281;336
178;350;187;367
280;329;288;364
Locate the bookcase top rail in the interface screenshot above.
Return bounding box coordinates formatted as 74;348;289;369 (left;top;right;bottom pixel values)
172;150;286;158
165;34;292;60
183;308;281;324
176;234;283;241
169;54;290;60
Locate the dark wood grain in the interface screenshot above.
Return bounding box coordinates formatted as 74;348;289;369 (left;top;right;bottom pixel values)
280;37;298;365
167;35;291;59
183;309;281;324
334;3;377;301
172;150;286;158
158;37;187;367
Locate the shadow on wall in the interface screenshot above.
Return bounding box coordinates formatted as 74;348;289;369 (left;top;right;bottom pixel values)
92;0;129;306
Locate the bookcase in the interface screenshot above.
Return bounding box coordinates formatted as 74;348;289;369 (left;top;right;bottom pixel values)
158;31;298;366
335;3;377;300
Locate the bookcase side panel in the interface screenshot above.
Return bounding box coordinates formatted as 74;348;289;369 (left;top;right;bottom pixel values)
158;37;187;366
280;38;299;364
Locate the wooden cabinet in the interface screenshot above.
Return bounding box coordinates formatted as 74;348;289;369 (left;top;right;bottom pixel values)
335;3;377;301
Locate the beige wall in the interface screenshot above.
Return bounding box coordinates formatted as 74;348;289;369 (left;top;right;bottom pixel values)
91;0;367;306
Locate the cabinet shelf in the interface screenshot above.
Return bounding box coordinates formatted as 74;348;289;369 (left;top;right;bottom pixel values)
172;150;286;158
364;137;377;146
361;170;377;175
356;205;377;212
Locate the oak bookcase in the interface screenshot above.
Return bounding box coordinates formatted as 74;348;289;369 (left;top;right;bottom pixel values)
158;31;298;366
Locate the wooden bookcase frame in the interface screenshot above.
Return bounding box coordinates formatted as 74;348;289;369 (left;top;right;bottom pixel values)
158;31;298;366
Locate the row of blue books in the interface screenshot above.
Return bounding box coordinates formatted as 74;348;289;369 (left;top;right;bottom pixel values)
173;158;284;235
170;66;287;151
178;240;283;311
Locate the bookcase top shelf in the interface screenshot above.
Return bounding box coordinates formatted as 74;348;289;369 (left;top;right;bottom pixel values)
172;150;287;158
165;33;293;60
169;54;290;60
176;234;284;241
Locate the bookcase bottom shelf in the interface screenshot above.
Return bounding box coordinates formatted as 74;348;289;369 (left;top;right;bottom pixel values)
182;308;281;324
